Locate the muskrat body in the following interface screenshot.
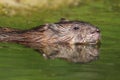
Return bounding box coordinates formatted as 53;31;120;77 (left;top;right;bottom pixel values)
0;18;100;50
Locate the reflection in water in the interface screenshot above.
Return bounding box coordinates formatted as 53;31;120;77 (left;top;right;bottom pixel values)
39;43;100;63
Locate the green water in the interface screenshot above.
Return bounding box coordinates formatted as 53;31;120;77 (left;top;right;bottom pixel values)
0;1;120;80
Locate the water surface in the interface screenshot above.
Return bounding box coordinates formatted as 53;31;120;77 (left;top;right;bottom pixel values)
40;43;100;63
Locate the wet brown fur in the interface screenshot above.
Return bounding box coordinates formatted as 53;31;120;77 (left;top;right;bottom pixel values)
0;18;100;51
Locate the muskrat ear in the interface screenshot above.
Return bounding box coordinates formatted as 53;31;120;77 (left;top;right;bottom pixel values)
60;18;69;22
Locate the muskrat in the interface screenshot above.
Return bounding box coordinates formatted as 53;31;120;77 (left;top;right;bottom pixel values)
0;18;100;50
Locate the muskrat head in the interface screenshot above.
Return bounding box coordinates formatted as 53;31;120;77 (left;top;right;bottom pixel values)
45;19;100;44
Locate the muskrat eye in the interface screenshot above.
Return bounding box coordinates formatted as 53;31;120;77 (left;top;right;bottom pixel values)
73;27;79;30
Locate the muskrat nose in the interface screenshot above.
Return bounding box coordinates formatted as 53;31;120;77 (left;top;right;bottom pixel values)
96;29;100;33
91;28;100;34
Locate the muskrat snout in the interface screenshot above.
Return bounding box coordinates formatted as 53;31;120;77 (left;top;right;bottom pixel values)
91;28;100;34
96;29;100;33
